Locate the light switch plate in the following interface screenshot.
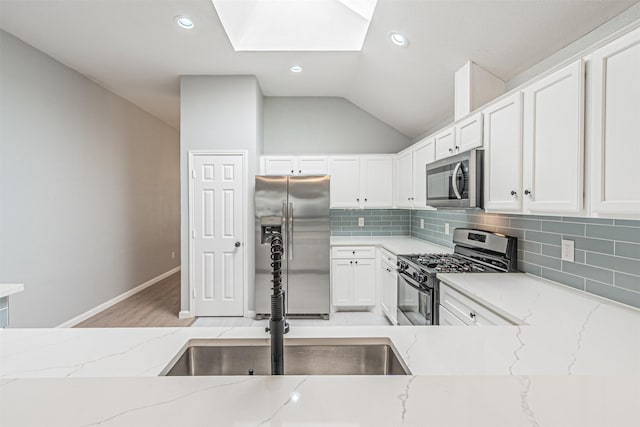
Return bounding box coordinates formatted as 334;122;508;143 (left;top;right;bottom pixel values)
420;218;424;229
445;223;450;235
358;217;365;227
562;240;575;262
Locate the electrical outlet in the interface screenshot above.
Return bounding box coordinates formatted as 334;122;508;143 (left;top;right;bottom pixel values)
445;223;450;235
171;251;175;259
358;217;365;227
420;218;424;229
562;240;575;262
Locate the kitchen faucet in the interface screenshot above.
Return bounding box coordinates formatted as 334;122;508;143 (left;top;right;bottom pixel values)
265;231;289;374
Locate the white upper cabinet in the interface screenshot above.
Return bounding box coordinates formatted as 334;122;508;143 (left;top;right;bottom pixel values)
394;149;413;208
262;156;297;175
434;126;456;160
329;156;361;208
522;59;585;214
455;111;483;154
361;157;394;208
412;137;435;208
261;156;329;175
329;156;393;208
484;92;524;212
394;138;435;209
590;27;640;218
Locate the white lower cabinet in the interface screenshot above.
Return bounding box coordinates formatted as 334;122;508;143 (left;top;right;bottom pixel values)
331;247;376;307
439;283;514;326
379;249;398;325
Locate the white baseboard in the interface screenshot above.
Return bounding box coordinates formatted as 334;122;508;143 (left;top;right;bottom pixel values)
178;310;193;319
246;310;256;319
57;266;181;328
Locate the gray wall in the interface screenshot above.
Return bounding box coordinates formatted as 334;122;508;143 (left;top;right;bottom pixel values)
180;76;262;313
0;31;180;327
410;211;640;309
263;97;411;154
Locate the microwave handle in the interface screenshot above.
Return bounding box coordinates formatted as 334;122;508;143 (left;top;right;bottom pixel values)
452;162;463;199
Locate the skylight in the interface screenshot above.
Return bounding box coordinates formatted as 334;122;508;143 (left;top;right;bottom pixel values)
211;0;378;51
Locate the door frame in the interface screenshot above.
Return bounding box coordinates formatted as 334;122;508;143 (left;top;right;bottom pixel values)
188;150;249;317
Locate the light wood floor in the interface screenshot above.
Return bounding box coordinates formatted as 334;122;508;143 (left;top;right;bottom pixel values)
75;272;194;328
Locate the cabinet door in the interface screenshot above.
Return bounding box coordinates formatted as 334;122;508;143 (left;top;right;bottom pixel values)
380;262;398;324
361;157;393;208
455;111;483;154
590;27;640;218
353;259;376;306
434;126;456;160
523;60;585;214
483;93;524;212
262;156;297;175
439;306;467;326
298;156;329;175
394;150;413;207
329;157;361;208
412;138;435;208
331;259;353;306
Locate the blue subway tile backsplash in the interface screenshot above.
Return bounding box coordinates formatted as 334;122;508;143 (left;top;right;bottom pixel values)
330;208;640;309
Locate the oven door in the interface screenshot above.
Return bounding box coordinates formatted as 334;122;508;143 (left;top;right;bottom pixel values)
396;273;434;326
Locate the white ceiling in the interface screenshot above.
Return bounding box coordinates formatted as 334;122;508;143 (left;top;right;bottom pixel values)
0;0;637;138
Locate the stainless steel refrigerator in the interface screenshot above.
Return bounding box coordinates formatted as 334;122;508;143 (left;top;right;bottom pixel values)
255;175;330;319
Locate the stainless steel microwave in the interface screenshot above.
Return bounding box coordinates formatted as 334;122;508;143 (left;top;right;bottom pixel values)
426;150;484;209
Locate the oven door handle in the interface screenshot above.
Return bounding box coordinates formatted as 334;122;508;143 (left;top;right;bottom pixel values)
398;273;430;292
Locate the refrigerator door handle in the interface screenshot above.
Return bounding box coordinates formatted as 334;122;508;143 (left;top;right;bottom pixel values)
289;202;294;260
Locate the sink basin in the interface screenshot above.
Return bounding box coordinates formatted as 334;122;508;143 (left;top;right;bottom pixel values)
161;338;410;376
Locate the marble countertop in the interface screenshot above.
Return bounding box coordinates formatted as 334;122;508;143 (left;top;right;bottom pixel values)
2;271;640;425
330;235;452;255
0;284;24;299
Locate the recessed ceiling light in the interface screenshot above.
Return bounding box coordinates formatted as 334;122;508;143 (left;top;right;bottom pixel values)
174;16;194;29
389;32;408;47
290;65;303;73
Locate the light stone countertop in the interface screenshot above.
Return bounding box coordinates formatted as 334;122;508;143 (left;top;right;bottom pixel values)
0;284;24;299
2;242;640;425
330;235;452;255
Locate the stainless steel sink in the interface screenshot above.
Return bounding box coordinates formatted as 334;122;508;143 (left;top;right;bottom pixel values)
161;338;410;376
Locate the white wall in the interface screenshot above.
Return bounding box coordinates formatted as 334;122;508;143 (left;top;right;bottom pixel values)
0;31;180;327
263;97;411;154
179;76;262;314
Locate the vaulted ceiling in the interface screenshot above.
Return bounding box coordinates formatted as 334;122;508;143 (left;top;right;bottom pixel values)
1;0;637;138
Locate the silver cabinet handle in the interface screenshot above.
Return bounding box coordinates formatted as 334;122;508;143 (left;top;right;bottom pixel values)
451;162;463;199
448;148;453;153
510;191;517;196
469;312;476;319
356;198;360;202
524;189;532;196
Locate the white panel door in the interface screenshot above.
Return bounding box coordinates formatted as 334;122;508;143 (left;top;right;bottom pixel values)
331;259;353;306
434;126;456;160
484;93;524;212
455;111;483;153
353;259;376;306
192;154;244;316
590;27;640;218
329;157;361;208
297;156;329;175
412;138;435;208
523;60;585;214
361;157;393;208
395;150;413;208
262;156;297;175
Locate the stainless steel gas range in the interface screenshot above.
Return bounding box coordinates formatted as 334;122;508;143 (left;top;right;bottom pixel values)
396;229;518;326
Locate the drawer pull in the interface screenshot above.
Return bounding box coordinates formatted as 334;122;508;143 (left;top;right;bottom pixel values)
469;312;476;319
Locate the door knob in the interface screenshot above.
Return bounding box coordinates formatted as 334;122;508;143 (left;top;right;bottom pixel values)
234;241;241;247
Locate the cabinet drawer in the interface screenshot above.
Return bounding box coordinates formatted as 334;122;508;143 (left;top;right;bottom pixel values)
440;283;513;326
331;246;376;259
439;305;466;326
379;248;397;265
